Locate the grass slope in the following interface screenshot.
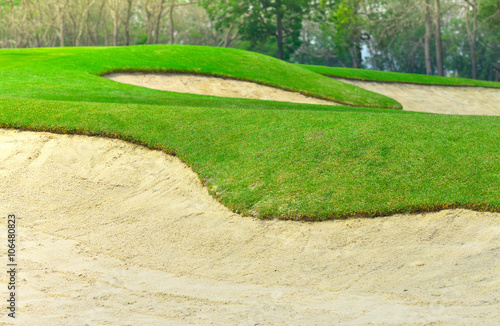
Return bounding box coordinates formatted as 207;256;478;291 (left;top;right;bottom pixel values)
0;45;499;220
302;65;500;88
0;46;401;110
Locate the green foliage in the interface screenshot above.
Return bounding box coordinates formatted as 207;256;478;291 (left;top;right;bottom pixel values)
201;0;309;60
331;2;362;46
239;38;279;58
201;0;246;31
442;0;500;80
136;36;148;45
317;0;365;67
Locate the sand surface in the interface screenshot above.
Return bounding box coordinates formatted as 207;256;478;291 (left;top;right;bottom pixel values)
0;129;499;325
105;73;338;106
336;78;500;115
105;73;500;115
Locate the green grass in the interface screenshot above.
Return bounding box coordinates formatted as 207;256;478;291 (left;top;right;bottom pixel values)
0;45;401;109
0;45;499;220
301;65;500;88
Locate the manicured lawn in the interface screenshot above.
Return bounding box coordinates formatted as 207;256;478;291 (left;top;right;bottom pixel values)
0;45;400;109
0;45;498;220
302;64;500;88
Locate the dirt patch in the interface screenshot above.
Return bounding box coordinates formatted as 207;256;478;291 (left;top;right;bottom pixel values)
105;73;339;106
336;78;500;115
1;129;498;325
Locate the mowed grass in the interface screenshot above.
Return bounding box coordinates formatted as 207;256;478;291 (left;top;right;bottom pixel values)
302;64;500;88
0;45;499;220
0;45;401;109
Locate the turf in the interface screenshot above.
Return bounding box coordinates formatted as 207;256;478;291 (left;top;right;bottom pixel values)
0;45;499;220
0;45;401;109
301;65;500;88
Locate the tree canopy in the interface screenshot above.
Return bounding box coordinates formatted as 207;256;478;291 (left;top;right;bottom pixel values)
201;0;309;60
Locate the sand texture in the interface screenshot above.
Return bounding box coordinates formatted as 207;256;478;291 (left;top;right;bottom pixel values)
1;129;499;325
105;73;500;115
105;73;339;106
336;78;500;115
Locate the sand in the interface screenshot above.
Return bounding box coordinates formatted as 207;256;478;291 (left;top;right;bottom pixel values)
336;78;500;115
105;73;339;106
105;73;500;115
0;128;499;325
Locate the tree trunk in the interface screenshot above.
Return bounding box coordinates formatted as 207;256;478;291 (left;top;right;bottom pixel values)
275;0;284;60
434;0;444;76
94;0;107;46
123;0;133;46
355;44;362;68
223;22;238;47
145;1;154;44
109;0;121;46
71;13;77;46
85;0;90;46
55;1;66;47
424;0;433;75
59;9;66;47
351;0;362;68
349;46;362;68
169;0;175;44
103;15;109;46
153;0;166;44
465;0;478;79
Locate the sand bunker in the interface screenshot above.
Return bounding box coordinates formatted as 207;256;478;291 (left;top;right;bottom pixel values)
106;73;500;115
105;73;338;106
337;78;500;115
1;128;499;325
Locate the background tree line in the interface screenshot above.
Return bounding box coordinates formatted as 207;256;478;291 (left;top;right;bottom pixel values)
0;0;498;81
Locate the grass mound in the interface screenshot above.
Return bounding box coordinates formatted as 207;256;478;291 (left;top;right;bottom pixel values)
0;45;498;220
0;45;401;110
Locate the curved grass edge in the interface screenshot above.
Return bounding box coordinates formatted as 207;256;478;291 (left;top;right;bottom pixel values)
301;64;500;89
0;45;403;110
1;119;497;222
276;203;499;221
101;69;347;106
77;45;403;110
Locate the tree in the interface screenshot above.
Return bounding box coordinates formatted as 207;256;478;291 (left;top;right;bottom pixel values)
167;1;200;45
362;0;427;73
463;0;479;79
476;0;500;80
49;0;68;46
424;0;433;75
201;0;309;60
123;0;134;45
143;0;167;44
168;0;175;43
434;0;444;76
109;0;122;46
330;0;365;68
293;5;340;66
200;0;244;47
